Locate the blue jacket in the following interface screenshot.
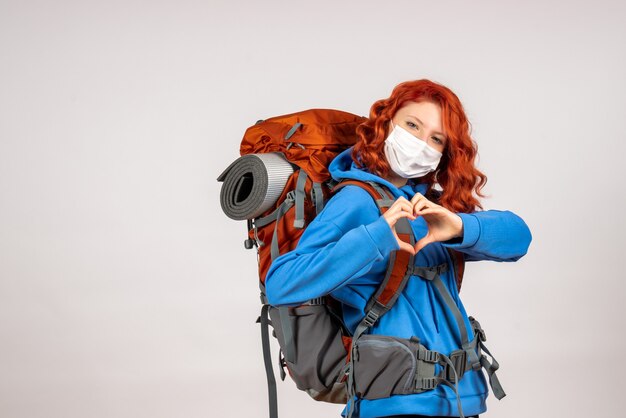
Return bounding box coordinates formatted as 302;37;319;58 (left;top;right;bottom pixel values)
265;147;532;417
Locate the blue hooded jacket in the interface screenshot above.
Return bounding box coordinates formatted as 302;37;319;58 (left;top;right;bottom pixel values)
265;147;532;417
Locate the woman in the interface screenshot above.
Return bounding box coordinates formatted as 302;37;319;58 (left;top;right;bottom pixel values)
264;79;532;418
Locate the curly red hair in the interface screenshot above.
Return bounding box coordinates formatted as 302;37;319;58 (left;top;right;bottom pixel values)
352;79;488;213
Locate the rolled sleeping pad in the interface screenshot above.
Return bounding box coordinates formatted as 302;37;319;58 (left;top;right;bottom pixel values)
217;152;295;220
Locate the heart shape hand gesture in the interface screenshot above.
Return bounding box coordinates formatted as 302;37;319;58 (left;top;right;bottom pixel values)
382;192;464;255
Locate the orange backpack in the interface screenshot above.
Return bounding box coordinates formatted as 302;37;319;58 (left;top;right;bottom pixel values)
219;108;367;284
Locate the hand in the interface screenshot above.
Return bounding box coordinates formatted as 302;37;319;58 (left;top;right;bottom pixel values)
410;192;464;253
382;196;417;255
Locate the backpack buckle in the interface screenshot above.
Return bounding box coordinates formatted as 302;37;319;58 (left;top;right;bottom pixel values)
477;328;487;342
278;349;287;381
417;377;437;390
259;293;269;305
469;316;487;342
285;141;305;150
245;219;258;249
417;348;439;363
435;263;448;276
362;309;380;327
306;297;325;305
445;350;468;383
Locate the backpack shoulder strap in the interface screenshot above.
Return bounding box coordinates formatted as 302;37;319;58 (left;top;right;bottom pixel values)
331;180;415;334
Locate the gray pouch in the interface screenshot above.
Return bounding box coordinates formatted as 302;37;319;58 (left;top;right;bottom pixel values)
353;334;435;400
268;304;349;403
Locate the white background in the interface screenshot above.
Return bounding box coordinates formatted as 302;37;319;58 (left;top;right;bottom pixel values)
1;1;625;417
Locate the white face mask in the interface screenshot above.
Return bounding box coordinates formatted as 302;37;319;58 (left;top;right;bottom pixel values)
383;121;443;179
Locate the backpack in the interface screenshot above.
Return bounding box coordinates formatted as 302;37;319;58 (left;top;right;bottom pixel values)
217;109;502;418
218;109;367;282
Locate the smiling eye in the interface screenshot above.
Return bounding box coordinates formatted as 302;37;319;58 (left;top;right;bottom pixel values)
406;121;418;129
432;137;442;144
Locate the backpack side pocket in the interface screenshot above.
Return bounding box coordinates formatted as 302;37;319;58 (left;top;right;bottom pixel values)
268;304;348;403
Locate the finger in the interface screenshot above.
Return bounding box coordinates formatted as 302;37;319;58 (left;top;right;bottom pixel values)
393;196;409;208
410;192;437;206
392;203;415;215
412;200;431;215
391;198;414;211
414;236;432;253
387;201;417;219
398;241;416;255
386;211;416;227
410;192;425;207
414;207;440;216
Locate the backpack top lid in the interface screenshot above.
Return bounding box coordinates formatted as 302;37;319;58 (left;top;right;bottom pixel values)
239;109;367;183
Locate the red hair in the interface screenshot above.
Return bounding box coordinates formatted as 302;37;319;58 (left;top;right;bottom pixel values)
352;79;488;213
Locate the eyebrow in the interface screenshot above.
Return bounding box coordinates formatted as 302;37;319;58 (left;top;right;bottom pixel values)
407;115;446;138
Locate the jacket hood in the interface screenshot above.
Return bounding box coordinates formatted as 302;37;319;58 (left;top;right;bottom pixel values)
329;146;429;200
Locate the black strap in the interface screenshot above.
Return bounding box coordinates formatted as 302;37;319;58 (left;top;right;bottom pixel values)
478;340;506;399
259;304;278;418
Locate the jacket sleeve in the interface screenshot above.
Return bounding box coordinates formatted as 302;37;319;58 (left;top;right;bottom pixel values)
264;186;400;306
441;210;532;262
